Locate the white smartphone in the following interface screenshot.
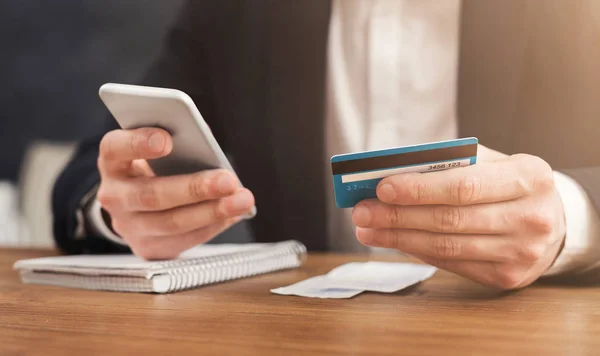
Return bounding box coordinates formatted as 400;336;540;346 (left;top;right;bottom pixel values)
98;82;256;218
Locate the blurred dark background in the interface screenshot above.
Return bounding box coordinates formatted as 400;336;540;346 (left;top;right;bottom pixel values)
0;1;193;247
0;0;185;182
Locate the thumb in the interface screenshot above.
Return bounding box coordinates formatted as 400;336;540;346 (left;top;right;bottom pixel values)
98;128;172;177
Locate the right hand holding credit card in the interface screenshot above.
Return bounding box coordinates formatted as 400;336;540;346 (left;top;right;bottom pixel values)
337;141;566;291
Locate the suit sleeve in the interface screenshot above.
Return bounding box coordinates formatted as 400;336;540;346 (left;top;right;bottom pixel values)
52;0;229;254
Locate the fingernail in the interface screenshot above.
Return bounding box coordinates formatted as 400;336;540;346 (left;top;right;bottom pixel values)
148;133;165;153
217;174;236;194
356;227;375;245
353;204;371;227
378;183;396;202
232;190;253;212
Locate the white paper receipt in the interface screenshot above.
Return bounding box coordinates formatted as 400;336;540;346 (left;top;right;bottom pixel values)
270;276;363;299
270;262;436;299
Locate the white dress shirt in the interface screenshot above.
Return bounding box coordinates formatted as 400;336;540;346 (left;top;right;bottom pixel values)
325;0;460;252
87;0;600;278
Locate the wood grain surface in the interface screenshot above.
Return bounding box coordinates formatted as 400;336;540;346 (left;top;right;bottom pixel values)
2;248;600;355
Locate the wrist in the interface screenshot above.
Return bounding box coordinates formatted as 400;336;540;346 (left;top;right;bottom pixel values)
79;186;128;246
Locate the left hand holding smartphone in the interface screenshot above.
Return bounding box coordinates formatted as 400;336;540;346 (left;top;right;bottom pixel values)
95;127;256;260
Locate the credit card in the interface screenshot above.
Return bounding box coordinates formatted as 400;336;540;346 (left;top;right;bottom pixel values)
330;137;478;208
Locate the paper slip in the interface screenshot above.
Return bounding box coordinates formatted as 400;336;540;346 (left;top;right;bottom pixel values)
270;276;363;299
326;262;437;293
271;262;436;299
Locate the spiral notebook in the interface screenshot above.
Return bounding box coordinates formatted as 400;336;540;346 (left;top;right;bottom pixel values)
13;240;306;293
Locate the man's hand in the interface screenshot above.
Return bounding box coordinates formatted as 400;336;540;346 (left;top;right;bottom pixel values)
352;145;566;290
96;128;255;260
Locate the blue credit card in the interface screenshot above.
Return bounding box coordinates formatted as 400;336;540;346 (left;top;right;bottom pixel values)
330;137;478;208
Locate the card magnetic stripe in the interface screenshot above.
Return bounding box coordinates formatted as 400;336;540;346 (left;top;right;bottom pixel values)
331;137;478;164
331;144;477;175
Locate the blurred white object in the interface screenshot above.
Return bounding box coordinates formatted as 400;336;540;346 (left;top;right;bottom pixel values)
0;181;28;247
17;141;76;248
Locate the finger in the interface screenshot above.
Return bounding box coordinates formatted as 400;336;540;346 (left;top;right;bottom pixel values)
355;227;527;263
130;217;240;260
113;188;254;237
102;169;239;212
352;199;512;234
410;255;530;290
376;159;534;206
131;159;155;177
98;128;173;176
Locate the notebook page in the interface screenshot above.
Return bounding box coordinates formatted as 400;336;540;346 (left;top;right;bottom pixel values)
13;243;269;271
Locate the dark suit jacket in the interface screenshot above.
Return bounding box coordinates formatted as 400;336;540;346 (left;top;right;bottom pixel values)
53;1;600;261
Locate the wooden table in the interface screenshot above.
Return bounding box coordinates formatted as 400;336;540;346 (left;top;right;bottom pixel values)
2;248;600;355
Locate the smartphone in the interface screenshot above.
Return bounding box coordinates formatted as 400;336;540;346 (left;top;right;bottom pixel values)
98;83;256;219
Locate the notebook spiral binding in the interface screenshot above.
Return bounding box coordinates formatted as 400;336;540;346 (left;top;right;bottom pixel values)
158;240;307;292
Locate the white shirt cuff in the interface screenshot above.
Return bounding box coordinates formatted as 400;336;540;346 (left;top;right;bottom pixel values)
543;171;600;277
84;198;129;246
